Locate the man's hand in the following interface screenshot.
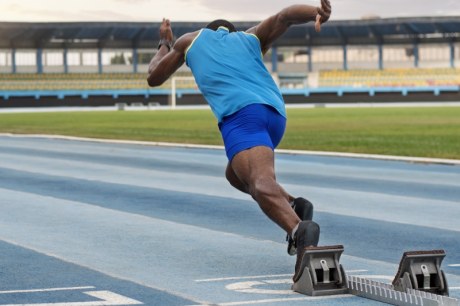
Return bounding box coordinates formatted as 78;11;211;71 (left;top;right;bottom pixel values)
160;18;174;42
315;0;331;32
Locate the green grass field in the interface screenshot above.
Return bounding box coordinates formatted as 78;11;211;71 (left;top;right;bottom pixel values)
0;106;459;159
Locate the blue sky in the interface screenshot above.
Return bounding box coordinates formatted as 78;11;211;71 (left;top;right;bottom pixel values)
1;0;459;22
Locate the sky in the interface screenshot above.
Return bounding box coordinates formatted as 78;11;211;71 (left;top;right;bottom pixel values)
1;0;460;23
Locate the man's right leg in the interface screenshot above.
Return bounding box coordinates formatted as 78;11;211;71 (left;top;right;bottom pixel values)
229;146;320;280
226;161;315;255
229;146;300;234
225;162;294;202
287;198;314;255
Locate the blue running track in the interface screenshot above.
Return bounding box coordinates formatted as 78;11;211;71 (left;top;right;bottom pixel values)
0;135;459;305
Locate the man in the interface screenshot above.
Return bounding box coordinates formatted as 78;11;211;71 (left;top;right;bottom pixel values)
147;1;331;281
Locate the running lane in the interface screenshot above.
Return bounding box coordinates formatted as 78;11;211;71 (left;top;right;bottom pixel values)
0;135;459;306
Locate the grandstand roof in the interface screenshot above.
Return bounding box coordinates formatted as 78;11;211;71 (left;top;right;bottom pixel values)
0;17;459;50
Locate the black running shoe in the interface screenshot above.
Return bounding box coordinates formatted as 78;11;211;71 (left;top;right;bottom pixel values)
287;198;314;256
293;220;320;282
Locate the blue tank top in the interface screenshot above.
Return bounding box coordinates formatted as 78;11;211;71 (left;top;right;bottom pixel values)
185;27;286;122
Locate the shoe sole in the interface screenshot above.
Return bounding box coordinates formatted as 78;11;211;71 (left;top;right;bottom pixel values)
293;221;321;281
288;198;314;255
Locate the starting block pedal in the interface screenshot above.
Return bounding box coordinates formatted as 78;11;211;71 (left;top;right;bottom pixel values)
392;250;449;296
292;245;349;296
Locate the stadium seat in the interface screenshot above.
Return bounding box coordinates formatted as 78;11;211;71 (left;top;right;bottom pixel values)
318;68;460;88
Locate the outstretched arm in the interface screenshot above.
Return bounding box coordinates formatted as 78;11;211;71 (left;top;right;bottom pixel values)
246;0;331;54
147;19;196;87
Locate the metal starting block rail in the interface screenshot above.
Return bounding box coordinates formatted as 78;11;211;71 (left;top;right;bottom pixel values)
348;275;459;306
292;246;460;305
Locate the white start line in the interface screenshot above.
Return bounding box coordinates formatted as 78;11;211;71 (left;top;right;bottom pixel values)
0;286;143;306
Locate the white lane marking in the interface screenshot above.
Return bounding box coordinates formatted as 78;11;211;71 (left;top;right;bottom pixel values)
0;287;95;294
449;264;460;267
226;275;393;296
226;280;294;295
0;238;210;306
186;294;354;306
195;274;292;283
195;270;368;283
0;290;143;306
264;279;291;285
84;290;143;305
3;133;460;166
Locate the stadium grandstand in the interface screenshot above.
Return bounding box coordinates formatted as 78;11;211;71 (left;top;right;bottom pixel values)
0;17;459;107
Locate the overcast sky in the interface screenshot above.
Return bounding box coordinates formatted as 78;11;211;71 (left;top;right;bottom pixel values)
1;0;460;22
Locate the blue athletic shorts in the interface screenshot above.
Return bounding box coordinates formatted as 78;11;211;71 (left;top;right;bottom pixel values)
218;103;286;161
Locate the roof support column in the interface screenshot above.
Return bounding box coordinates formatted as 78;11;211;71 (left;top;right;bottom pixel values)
11;48;16;74
413;43;419;68
63;48;68;74
98;47;103;74
36;47;43;74
271;46;278;73
343;45;348;71
307;46;313;72
132;47;138;73
450;42;455;68
378;44;384;70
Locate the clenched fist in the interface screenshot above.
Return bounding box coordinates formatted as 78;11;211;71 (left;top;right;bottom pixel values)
315;0;331;32
160;18;174;42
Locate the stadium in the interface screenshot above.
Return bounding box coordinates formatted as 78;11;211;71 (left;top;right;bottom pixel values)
0;3;460;306
0;17;459;107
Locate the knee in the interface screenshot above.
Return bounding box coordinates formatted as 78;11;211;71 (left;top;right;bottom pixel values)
226;172;238;189
226;166;249;192
250;176;277;199
225;167;234;184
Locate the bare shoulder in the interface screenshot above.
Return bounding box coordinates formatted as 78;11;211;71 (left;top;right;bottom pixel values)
245;26;257;35
174;30;200;53
248;15;281;35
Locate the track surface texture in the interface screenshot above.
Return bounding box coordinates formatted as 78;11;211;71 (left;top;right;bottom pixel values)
0;135;459;305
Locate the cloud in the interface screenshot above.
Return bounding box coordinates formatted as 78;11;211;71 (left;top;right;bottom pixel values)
0;0;459;22
112;0;149;3
175;0;302;20
174;0;460;21
0;7;135;22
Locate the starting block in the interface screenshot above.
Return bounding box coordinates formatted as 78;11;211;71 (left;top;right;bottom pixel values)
291;246;459;305
292;245;349;296
348;249;458;306
392;250;449;296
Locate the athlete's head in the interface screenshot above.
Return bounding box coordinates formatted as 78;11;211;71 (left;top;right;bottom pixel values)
206;19;236;32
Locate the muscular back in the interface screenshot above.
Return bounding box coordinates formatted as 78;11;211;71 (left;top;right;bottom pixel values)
184;28;286;122
147;1;331;87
